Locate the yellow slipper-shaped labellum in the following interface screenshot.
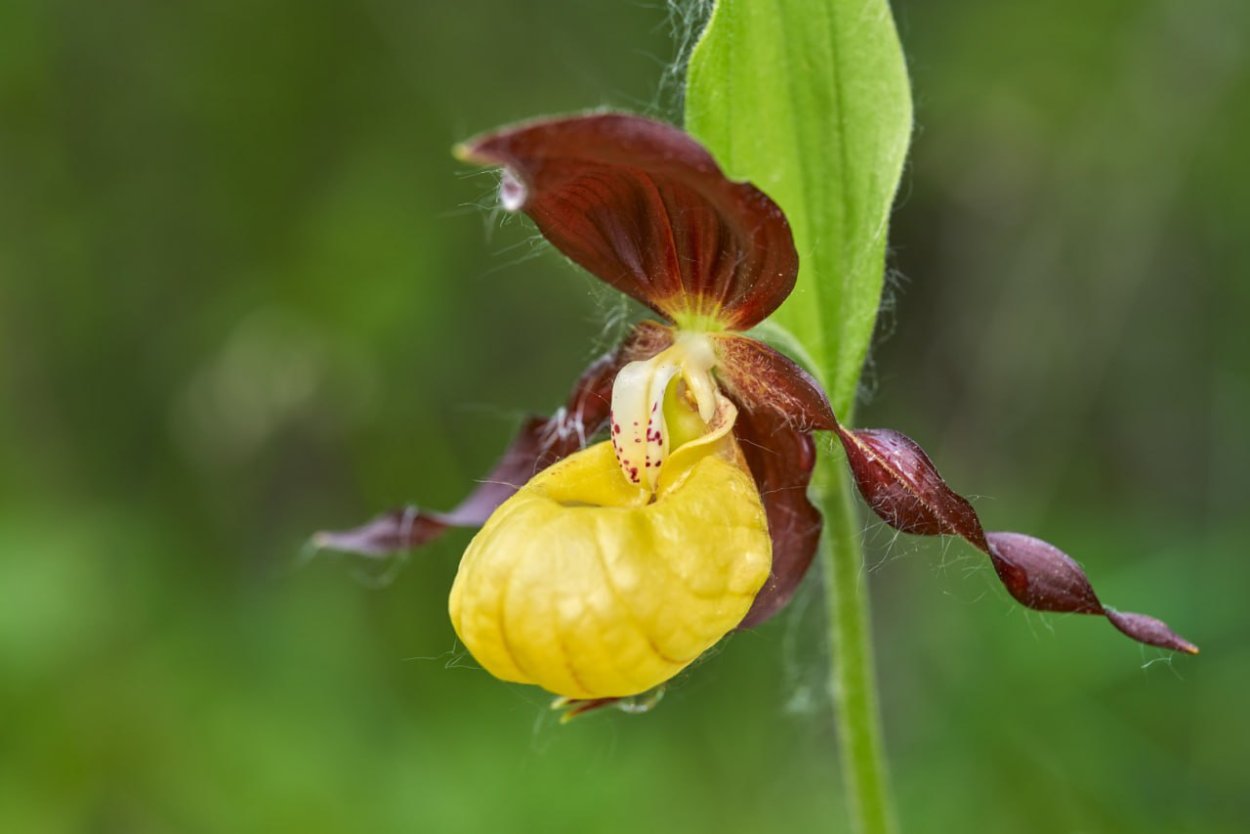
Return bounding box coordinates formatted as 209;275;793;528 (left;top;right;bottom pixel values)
448;396;771;699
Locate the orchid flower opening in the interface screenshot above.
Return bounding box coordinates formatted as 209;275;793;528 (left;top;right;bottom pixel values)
316;113;1195;714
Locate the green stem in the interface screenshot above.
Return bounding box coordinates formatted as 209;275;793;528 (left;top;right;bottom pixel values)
818;451;898;834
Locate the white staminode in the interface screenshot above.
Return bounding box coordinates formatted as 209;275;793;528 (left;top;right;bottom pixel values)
609;332;718;492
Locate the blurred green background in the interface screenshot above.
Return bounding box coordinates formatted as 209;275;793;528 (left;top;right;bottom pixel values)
2;0;1247;831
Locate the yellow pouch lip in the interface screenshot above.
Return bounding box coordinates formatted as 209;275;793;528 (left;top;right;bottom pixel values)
448;399;770;699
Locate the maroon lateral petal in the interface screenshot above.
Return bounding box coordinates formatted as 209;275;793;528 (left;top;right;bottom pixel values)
713;334;839;431
314;322;672;558
835;427;1197;654
837;427;988;549
732;402;823;628
457;113;798;330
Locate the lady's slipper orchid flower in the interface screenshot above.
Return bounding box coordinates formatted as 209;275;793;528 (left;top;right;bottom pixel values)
318;113;1195;712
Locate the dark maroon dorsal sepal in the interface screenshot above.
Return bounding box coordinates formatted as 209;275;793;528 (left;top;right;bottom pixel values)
458;113;798;330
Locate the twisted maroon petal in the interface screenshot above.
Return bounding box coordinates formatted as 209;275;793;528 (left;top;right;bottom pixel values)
837;425;1198;654
458;113;798;330
314;322;672;557
732;402;823;628
713;335;838;432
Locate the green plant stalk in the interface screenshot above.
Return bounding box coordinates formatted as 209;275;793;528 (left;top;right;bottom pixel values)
684;1;912;826
816;449;897;834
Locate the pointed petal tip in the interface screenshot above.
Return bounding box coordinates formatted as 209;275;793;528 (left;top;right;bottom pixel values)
453;138;504;170
1168;631;1200;655
311;509;437;558
1106;608;1200;656
549;687;665;722
309;530;333;550
552;696;619;722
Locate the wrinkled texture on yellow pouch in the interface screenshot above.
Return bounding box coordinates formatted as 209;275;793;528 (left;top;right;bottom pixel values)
448;416;771;699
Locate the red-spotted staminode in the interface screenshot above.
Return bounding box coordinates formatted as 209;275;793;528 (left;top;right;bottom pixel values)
317;113;1195;717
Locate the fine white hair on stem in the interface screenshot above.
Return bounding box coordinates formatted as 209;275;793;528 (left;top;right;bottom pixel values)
656;0;714;121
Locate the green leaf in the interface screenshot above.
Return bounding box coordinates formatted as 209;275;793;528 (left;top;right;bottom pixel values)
685;0;913;419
